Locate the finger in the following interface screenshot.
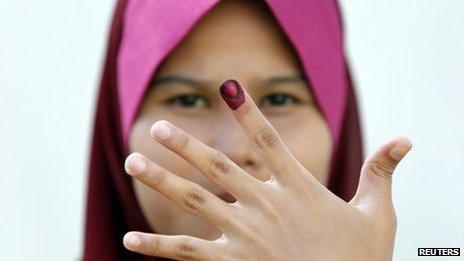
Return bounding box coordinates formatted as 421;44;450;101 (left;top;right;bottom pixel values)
125;152;236;229
219;79;313;185
123;232;223;261
350;137;413;207
149;120;263;204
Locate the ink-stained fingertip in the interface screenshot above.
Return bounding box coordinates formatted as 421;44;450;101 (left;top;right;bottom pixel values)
219;79;245;110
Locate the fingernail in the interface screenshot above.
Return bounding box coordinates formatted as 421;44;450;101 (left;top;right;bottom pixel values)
124;233;141;249
219;79;245;110
128;154;146;173
151;121;171;140
389;140;412;161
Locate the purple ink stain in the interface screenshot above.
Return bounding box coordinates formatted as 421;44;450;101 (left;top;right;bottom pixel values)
219;79;245;110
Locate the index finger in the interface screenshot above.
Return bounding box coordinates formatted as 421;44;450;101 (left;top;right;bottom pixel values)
219;79;316;185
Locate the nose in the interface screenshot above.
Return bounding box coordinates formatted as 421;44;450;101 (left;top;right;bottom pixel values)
207;108;269;182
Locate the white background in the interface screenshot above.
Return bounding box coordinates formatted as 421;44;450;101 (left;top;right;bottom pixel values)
1;0;463;260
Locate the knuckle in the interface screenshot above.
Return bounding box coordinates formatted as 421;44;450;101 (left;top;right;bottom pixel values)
173;133;190;151
149;236;162;254
209;152;231;178
365;159;395;179
236;101;253;116
254;127;279;150
176;237;196;260
183;186;206;211
151;168;167;187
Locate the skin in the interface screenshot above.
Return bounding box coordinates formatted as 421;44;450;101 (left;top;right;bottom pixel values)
125;0;413;260
129;0;332;240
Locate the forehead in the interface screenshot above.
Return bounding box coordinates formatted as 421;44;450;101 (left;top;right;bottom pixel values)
187;0;281;45
156;0;300;79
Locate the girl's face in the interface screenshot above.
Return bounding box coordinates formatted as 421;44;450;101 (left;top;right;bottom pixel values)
129;0;332;240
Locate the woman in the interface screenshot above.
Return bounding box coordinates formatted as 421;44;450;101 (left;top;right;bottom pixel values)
83;0;412;260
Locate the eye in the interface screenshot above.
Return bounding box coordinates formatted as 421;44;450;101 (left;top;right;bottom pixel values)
166;94;210;108
259;93;301;107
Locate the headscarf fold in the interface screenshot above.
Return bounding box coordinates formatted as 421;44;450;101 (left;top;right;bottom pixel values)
83;0;364;260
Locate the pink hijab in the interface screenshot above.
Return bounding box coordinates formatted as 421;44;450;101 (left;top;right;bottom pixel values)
83;0;364;260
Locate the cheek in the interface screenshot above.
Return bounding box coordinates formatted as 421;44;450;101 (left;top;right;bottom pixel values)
132;179;177;233
272;111;333;185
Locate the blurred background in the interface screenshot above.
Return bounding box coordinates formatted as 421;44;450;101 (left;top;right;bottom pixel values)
1;0;463;260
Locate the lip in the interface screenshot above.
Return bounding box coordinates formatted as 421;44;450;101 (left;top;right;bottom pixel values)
216;192;237;203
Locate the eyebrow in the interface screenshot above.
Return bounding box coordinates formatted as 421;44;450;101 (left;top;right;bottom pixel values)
151;73;307;88
265;73;307;85
151;75;209;88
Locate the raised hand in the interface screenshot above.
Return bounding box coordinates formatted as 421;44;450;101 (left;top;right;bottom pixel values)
123;79;412;261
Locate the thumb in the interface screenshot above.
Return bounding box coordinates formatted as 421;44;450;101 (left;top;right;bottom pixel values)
350;137;413;208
